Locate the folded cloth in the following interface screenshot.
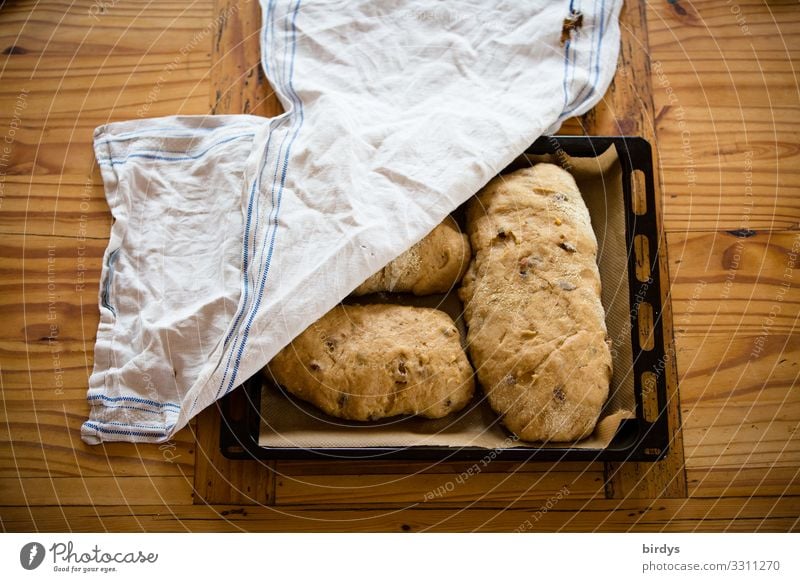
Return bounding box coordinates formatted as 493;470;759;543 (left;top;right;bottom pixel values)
82;0;623;444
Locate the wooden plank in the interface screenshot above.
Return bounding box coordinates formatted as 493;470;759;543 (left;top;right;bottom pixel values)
687;466;800;500
556;117;588;137
647;0;800;53
0;94;209;178
0;54;213;117
646;0;800;231
0;234;103;343
0;238;196;480
0;476;192;506
648;0;800;505
274;468;604;506
582;0;687;500
654;107;800;232
668;230;800;498
0;176;111;239
1;340;98;402
677;335;800;408
274;461;608;508
209;0;282;118
0;11;215;179
0;398;195;479
686;415;800;470
668;231;800;337
669;229;800;497
278;460;600;476
651;53;800;109
193;405;273;505
0;340;195;478
676;332;800;498
0;1;216;56
1;497;797;532
192;0;279;506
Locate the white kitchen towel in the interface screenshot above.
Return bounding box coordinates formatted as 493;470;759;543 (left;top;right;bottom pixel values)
82;0;623;444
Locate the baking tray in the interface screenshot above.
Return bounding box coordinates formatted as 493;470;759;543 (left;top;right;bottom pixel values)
219;135;671;462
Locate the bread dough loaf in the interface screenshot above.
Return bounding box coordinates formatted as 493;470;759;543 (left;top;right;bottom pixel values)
458;164;612;442
353;217;471;295
267;304;475;421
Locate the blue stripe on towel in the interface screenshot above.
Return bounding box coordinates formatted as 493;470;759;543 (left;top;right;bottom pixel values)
219;0;305;398
95;123;259;145
88;394;181;409
104;420;177;430
560;0;607;118
97;133;255;166
84;422;168;438
561;0;577;111
87;404;177;415
214;2;293;395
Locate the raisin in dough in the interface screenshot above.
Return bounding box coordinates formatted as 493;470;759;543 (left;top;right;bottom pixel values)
267;304;475;421
458;164;612;442
353;217;471;295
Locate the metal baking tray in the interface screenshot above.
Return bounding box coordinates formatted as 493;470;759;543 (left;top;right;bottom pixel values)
219;135;671;462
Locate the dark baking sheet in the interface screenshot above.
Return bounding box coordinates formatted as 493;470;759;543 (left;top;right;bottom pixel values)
218;135;671;462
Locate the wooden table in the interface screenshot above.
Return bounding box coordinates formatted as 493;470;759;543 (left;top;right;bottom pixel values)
1;1;798;531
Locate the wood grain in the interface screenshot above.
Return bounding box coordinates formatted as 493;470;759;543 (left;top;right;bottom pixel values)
583;0;687;500
274;467;605;506
0;1;216;56
277;459;600;476
0;12;215;179
0;234;103;342
665;228;799;498
0;476;192;506
676;329;800;498
210;0;282;118
0;391;195;479
668;230;800;336
1;497;797;532
647;0;800;231
0;1;206;499
0;175;111;239
193;404;274;505
0;232;195;481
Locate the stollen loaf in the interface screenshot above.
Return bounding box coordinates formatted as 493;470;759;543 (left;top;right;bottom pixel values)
267;304;475;421
353;217;471;296
459;164;612;442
